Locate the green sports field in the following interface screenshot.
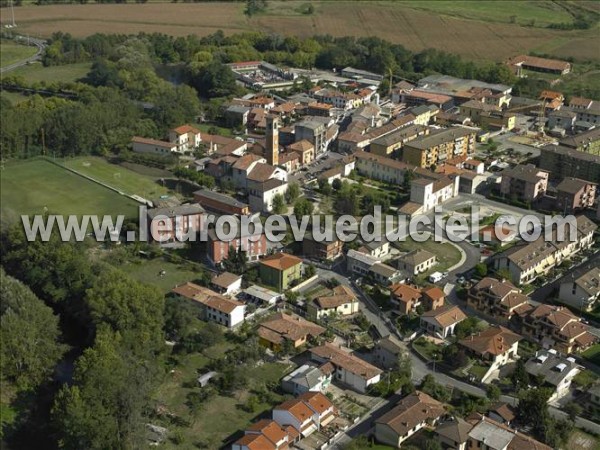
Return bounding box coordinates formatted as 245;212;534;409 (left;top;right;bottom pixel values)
61;156;170;199
0;158;140;223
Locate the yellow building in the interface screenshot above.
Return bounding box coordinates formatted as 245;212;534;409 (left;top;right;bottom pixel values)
402;127;476;168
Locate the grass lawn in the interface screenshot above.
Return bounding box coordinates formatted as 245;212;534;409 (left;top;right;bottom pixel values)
412;337;442;362
581;344;600;366
118;257;206;293
0;40;37;67
194;122;234;137
566;429;600;450
468;362;489;381
395;237;462;275
0;158;139;223
9;61;91;84
0;91;29;104
61;156;170;199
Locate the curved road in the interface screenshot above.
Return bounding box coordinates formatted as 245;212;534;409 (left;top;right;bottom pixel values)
1;36;47;74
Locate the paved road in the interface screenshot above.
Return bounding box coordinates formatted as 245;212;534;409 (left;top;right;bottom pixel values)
1;36;47;74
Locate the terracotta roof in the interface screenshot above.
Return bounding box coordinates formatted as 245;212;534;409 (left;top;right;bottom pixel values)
298;392;334;415
422;286;445;301
194;293;244;314
400;249;436;266
556;177;593;195
172;124;200;135
311;343;382;380
131;136;175;148
421;305;467;328
233;153;263;171
247;163;277;182
260;253;302;271
490;402;516;423
211;272;242;289
287;139;314;153
375;391;446;437
390;283;421;304
232;433;276;450
246;419;289;446
275;398;314;424
171;282;206;300
259;312;325;343
459;326;521;357
314;292;357;309
435;417;473;444
509;54;570;72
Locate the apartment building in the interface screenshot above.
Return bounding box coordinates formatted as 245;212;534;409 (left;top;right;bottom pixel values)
402;127;476;168
555;177;597;213
525;349;582;402
259;253;303;292
410;175;459;213
499;164;549;203
206;224;267;265
369;124;429;157
168;124;201;153
354;151;412;184
295;120;328;154
558;266;600;312
539;144;600;183
193;189;250;215
147;204;205;245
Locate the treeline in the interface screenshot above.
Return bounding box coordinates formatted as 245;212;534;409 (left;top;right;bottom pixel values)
1;227;166;449
42;30;518;87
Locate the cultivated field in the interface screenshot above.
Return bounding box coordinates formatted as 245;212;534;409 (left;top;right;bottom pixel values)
0;158;140;222
7;61;91;84
4;1;599;62
0;39;36;67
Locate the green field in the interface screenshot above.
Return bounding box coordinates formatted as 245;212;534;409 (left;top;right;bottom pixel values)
581;343;600;366
62;156;170;199
119;257;206;293
395;237;463;275
8;62;91;84
0;158;140;223
0;40;37;68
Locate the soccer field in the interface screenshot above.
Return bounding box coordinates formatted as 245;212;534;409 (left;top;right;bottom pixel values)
0;159;140;223
61;156;170;199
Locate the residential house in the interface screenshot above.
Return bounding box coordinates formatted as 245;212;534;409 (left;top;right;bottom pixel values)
539;90;565;110
525;349;582;402
548;109;577;133
435;417;473;450
246;163;289;213
374;391;446;448
310;343;382;393
410;175;459;213
402;127;477;168
206;223;267;265
397;249;437;275
566;98;600;127
492;215;597;284
232;419;291;450
258;312;325;352
171;283;245;328
369;262;404;286
558;266;600;312
346;249;379;277
272;392;335;438
210;272;242;295
466;414;552;450
168;124;201;153
408;104;439;125
295;120;328;154
307;285;359;320
478;224;518;247
147;204;205;245
302;234;343;261
259;253;303;292
499;164;549;203
459;326;521;382
391;283;423;315
202;133;247;157
373;336;408;370
467;278;530;322
232;154;267;189
357;240;390;259
420;305;467;338
556;177;597;213
193;189;250;215
399;89;454;110
287;140;315;166
281;365;331;395
224;104;251;128
131;136;177;155
353;151;412;185
520;304;597;354
487;402;516;426
422;286;446;311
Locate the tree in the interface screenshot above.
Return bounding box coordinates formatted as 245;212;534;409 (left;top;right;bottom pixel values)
331;178;342;191
190;60;241;98
285;182;300;204
318;178;332;195
293;198;314;217
474;263;488;277
454;317;482;340
305;264;316;278
0;269;66;391
517;387;552;438
420;374;451;402
272;193;286;214
486;384;501;402
563;402;582;422
511;359;530;390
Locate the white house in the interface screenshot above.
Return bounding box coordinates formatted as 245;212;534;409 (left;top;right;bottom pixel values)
410;175;459;213
307;285;360;320
310;343;382;393
171;283;245;328
420;305;467;338
346;249;379;277
398;249;436;275
281;365;332;395
131;136;178;155
168;124;202;153
210;272;243;295
524;349;582;402
558;267;600;312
